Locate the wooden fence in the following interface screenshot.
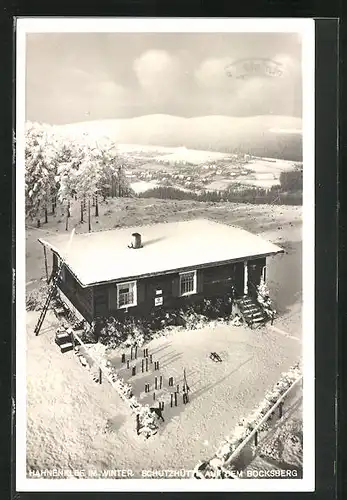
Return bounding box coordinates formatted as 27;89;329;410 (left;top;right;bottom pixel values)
193;372;302;478
224;375;302;468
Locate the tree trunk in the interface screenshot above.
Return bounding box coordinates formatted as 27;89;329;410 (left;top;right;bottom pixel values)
67;200;71;218
80;201;84;222
65;204;69;231
44;206;48;224
83;195;86;210
88;198;91;232
51;197;56;215
92;195;95;207
37;219;41;228
111;176;114;198
95;195;99;217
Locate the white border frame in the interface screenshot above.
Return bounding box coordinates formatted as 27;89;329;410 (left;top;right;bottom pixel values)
16;17;315;493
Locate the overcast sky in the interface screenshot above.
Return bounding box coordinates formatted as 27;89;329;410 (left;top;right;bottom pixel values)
25;32;302;124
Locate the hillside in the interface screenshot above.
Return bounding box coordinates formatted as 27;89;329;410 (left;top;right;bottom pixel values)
26;197;302;474
54;114;302;160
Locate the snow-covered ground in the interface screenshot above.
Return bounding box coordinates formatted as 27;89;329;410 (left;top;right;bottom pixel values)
26;311;300;476
131;150;298;190
269;128;302;134
242;389;303;477
130;180;159;194
204;158;298;190
238;179;280;188
25;199;302;476
117;144;181;155
153;148;230;165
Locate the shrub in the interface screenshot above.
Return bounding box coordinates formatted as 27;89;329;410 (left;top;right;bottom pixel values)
182;295;233;320
80;323;98;344
96;295;234;347
97;316;149;348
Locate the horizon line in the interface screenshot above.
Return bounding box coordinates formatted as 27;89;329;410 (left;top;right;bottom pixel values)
25;113;303;127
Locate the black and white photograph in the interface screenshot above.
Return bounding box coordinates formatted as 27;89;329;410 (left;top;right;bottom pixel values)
16;18;315;492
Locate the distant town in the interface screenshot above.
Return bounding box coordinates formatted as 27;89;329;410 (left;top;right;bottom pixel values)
118;145;303;199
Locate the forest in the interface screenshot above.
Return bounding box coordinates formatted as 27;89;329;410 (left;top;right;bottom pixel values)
25;121;133;229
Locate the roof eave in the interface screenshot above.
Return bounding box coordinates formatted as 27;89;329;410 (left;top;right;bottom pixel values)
83;249;284;288
38;237;284;289
38;238;87;289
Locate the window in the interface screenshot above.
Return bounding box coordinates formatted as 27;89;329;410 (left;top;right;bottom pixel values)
179;270;197;296
117;281;137;309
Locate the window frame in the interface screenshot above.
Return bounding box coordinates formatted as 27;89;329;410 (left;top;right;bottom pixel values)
116;280;137;309
179;270;197;297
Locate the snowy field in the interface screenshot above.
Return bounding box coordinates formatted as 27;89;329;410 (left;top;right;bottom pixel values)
25;198;303;475
118;144;230;163
153;148;230;165
130;180;159;194
117;144;178;154
205;158;297;190
130;180;196;194
26;312;300;476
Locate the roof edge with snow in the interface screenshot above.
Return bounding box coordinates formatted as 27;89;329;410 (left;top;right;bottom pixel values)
38;239;284;288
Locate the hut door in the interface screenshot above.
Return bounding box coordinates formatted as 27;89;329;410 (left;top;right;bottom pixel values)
233;262;244;297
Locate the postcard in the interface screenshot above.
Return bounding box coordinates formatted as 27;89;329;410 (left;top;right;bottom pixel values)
15;17;315;492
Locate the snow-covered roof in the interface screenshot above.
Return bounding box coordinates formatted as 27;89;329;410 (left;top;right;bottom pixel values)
39;219;283;287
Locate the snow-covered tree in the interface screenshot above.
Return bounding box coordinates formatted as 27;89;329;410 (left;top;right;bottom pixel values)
25;122;58;227
94;139;133;200
54;134;85;230
74;143;103;230
25;123;135;229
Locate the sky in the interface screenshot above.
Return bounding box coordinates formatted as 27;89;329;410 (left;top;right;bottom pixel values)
25;32;302;124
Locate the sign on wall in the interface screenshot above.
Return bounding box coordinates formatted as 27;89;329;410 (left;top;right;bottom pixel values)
155;297;163;306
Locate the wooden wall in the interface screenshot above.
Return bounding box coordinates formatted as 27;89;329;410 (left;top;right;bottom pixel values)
97;261;250;320
58;265;94;322
56;256;267;322
94;284;109;318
